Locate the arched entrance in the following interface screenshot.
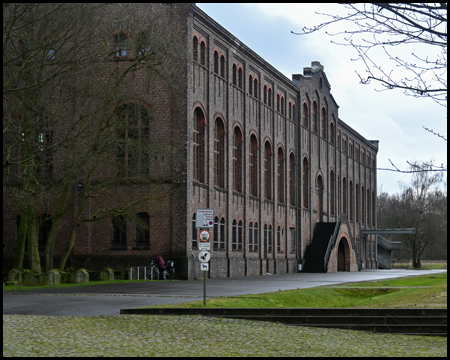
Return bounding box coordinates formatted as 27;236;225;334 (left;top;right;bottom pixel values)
317;175;324;222
338;237;350;271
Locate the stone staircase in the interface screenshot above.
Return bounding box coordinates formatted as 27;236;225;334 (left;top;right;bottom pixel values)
120;307;447;336
302;222;336;273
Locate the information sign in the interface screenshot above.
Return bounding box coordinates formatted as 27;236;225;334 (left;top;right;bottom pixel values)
199;229;211;242
199;242;211;251
200;263;209;271
195;209;214;228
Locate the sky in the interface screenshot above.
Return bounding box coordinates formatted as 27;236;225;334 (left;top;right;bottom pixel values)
196;3;447;195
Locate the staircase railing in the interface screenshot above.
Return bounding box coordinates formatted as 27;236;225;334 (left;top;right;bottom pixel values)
324;213;359;271
377;234;403;251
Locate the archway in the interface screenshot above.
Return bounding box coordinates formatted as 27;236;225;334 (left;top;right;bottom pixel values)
338;237;350;271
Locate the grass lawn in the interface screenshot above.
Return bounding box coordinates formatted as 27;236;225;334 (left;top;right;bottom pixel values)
149;273;447;309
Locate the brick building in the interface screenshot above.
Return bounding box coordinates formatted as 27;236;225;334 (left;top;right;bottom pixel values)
3;4;379;278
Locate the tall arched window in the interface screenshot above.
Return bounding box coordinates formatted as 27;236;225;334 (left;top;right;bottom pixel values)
232;64;237;85
249;135;258;196
263;85;267;105
192;213;198;249
321;107;327;139
367;189;371;227
254;78;258;99
350;180;354;220
303;158;309;208
289;153;296;205
193;107;206;182
356;184;360;222
277;94;280;112
249;222;258;252
330;170;335;215
343;177;348;214
238;220;243;251
214;118;225;188
232;219;237;251
268;225;272;253
277;226;281;253
303;102;309;128
361;186;365;224
248;75;253;96
233;126;243;192
330;121;335;145
116;103;150;177
277;147;285;203
200;41;206;66
268;88;272;107
281;97;285;115
213;51;219;74
214;216;219;251
220;55;226;77
312;101;318;134
135;212;150;246
238;67;243;89
264;142;272;200
220;217;226;250
193;37;198;61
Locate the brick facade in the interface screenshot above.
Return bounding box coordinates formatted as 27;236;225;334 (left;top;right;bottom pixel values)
3;4;378;279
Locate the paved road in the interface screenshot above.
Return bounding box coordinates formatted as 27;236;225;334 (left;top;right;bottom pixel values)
3;269;446;316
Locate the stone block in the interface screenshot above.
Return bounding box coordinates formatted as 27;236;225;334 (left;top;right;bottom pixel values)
100;267;114;281
72;269;89;283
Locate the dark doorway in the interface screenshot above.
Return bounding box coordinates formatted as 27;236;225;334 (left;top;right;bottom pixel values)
338;238;349;271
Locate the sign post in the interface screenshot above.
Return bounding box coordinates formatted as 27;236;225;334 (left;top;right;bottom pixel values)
196;209;213;306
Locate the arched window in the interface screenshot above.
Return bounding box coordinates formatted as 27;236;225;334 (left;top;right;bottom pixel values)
330;170;335;216
350;180;354;220
232;219;237;251
263;85;267;105
361;186;365;224
249;135;258;196
214;216;219;251
249;75;253;96
356;184;360;222
281;97;285;115
238;67;243;89
277;226;282;253
192;213;198;249
303;102;309;128
193;37;198;61
289;153;296;206
330;121;335;145
135;212;150;246
193;107;206;182
321;107;327;139
264;142;272;200
289;102;292;120
367;189;371;227
233;126;243;192
268;88;272;107
233;64;237;85
254;223;258;252
343;177;348;214
312;101;318;134
249;222;258;252
220;55;226;77
268;225;272;253
200;41;206;66
254;78;258;99
238;220;243;251
213;51;219;74
220;217;226;250
214;118;225;188
115;103;150;177
303;158;309;208
277;94;280;112
112;214;126;246
277;147;285;203
249;222;253;252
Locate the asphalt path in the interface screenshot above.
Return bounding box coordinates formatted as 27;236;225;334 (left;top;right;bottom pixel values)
3;269;446;316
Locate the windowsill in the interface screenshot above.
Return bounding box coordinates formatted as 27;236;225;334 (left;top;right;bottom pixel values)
110;246;127;250
132;246;151;250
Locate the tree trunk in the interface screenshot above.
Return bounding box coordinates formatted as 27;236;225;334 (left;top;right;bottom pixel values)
44;180;72;272
58;224;79;271
27;214;41;274
13;210;28;269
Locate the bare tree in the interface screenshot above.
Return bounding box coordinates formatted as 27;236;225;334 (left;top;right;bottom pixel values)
377;160;445;267
293;3;447;174
3;4;185;273
293;3;447;106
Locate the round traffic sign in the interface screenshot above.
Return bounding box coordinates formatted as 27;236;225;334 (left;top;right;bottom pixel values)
198;250;211;263
199;229;211;242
